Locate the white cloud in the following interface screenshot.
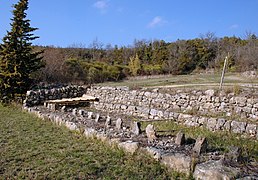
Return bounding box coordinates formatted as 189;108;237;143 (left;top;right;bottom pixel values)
230;24;239;29
148;16;166;28
93;0;108;11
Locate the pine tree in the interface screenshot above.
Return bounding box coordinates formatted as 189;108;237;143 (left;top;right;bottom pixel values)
0;0;44;101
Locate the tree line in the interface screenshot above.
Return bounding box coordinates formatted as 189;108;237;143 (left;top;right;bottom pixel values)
38;33;258;83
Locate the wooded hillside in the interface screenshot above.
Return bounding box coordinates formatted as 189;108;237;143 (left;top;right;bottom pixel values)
36;34;258;84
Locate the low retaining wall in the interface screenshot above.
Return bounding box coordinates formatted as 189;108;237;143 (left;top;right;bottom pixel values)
87;86;258;120
24;85;86;107
87;86;258;138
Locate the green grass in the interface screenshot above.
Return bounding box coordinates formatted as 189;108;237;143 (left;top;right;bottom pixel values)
140;120;258;162
0;104;187;179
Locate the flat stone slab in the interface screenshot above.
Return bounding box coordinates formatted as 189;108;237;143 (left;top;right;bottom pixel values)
161;152;192;175
118;141;139;154
193;160;240;180
146;147;162;160
46;94;99;106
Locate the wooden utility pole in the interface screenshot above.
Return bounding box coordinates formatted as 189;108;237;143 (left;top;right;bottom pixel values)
219;53;229;91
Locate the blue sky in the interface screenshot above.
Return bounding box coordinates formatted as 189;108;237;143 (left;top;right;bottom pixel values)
1;0;258;47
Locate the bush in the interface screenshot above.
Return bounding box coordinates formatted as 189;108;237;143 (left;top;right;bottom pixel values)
142;64;163;75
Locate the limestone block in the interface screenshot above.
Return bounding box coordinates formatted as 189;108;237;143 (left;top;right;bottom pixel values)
216;118;226;130
172;104;181;111
131;122;141;135
145;124;157;142
193;160;240;180
250;108;256;115
150;109;159;116
178;114;192;122
105;116;111;128
61;106;66;112
157;110;164;118
121;104;128;110
114;104;121;110
223;121;232;131
214;97;220;103
175;131;185;145
173;112;180;119
87;111;93;119
226;146;242;162
84;128;97;138
203;103;214;109
65;121;78;131
254;103;258;108
243;107;252;113
231;121;247;134
78;109;85;116
219;102;227;112
95;113;100;122
146;147;162;160
235;107;243;114
128;106;136;113
189;100;196;106
185;106;193;112
184;119;199;127
235;97;247;107
163;103;170;109
168;112;174;119
198;117;208;125
118;141;139;154
116;118;123;130
245;123;257;136
163;111;170;119
48;113;55;121
229;97;235;104
161;153;191;175
26;90;33;96
177;99;187;106
72;108;78;116
138;107;150;117
192;137;207;155
206;118;217;131
205;89;215;96
54;116;63;125
180;93;187;99
144;91;151;97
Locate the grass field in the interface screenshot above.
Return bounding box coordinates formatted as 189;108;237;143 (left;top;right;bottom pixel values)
0;104;187;179
99;73;258;91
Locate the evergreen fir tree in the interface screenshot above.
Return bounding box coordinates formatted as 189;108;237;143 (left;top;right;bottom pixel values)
0;0;44;101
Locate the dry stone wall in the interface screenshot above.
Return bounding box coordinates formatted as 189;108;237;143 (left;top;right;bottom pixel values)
24;85;86;107
87;86;258;138
23;85;258;138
